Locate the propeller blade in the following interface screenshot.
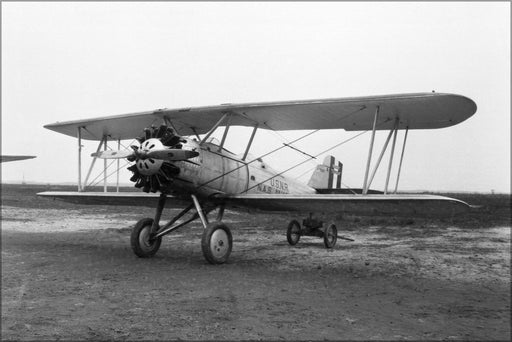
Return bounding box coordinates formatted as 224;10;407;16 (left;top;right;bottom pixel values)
145;149;199;161
91;150;135;159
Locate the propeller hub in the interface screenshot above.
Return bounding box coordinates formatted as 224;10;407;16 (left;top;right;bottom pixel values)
127;124;185;193
136;138;164;175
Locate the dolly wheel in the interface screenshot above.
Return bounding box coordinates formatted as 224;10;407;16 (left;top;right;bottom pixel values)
131;218;162;257
323;224;337;249
201;221;232;264
286;219;301;246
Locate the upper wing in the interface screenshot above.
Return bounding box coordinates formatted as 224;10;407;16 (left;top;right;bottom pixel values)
1;155;36;163
213;193;471;218
44;92;476;141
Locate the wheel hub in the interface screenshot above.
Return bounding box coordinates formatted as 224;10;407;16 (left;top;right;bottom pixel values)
139;227;155;250
211;229;229;258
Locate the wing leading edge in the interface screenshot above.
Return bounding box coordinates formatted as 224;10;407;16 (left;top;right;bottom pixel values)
44;93;476;141
38;192;470;218
37;191;190;208
214;194;470;218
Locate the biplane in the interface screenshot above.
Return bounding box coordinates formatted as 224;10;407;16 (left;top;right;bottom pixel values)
38;92;476;264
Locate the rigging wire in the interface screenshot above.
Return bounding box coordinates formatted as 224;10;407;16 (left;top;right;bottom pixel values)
295;164;319;181
195;129;321;190
282;143;317;159
89;160;132;188
87;159;117;187
242;116;395;194
339;181;358;195
196;106;367;190
268;130;318;164
242;130;368;193
82;116;185;190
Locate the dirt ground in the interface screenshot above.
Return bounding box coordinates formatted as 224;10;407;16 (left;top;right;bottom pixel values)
1;184;510;341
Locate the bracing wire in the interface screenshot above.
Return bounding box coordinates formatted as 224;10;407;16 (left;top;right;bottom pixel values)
81;118;164;189
88;159;117;187
87;139;136;188
89;160;132;188
268;130;318;163
242;130;368;193
295;164;319;181
196;106;367;190
195;129;321;190
243;116;395;194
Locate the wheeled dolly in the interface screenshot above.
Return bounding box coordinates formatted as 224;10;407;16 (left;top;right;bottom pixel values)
286;215;341;248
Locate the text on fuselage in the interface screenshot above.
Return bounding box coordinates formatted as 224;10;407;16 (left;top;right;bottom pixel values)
257;178;289;194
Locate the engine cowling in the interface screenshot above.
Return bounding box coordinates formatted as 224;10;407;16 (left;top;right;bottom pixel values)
127;125;187;193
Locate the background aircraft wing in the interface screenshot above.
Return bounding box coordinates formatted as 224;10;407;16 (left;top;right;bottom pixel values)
1;155;36;163
213;193;471;218
44;92;476;141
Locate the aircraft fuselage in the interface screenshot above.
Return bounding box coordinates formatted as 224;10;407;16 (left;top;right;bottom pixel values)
167;139;316;198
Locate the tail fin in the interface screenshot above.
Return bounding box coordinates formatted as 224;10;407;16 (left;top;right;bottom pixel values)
308;155;343;190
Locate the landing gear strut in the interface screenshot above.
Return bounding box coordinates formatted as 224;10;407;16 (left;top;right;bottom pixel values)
130;193;232;264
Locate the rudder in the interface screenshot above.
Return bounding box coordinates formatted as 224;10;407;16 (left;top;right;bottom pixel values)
308;155;343;190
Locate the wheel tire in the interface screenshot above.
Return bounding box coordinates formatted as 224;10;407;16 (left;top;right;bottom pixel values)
286;219;301;246
201;221;232;264
131;218;162;258
323;223;337;249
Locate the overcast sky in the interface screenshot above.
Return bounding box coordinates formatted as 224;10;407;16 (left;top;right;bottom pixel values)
2;2;510;193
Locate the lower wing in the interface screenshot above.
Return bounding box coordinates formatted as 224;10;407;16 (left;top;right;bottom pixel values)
214;194;470;217
37;191;190;208
38;191;470;217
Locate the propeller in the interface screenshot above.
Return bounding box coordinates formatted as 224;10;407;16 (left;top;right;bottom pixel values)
91;147;198;161
145;149;199;161
91;125;198;193
91;150;135;159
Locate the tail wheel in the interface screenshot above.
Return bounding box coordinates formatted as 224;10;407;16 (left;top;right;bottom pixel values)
286;219;301;246
131;218;162;257
323;223;337;249
201;222;232;264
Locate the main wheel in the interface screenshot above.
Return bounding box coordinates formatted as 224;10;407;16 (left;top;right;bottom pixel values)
286;219;301;246
323;223;337;248
201;221;232;264
131;218;162;257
